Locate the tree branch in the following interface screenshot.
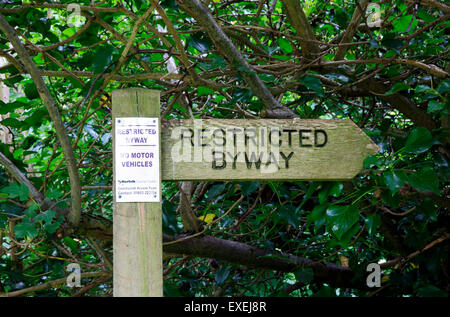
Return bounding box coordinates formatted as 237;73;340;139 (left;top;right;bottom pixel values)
334;0;370;61
163;234;365;289
178;0;296;118
0;151;67;216
0;272;110;297
356;79;438;132
281;0;321;62
0;14;82;227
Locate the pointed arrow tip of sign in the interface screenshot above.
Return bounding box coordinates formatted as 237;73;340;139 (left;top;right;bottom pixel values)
366;142;379;155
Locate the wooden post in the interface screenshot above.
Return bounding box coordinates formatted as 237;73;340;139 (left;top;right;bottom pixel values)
112;89;162;297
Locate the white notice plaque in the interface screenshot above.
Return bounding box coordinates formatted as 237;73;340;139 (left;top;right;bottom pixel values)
115;117;160;202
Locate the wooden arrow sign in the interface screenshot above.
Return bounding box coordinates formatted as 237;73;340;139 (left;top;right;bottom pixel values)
160;119;378;181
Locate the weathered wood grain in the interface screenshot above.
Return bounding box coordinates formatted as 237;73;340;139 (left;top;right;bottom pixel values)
161;119;378;181
113;89;162;297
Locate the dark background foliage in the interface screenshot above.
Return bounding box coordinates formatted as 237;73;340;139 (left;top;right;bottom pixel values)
0;0;448;297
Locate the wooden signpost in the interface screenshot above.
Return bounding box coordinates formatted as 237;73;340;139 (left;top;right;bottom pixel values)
112;88;378;297
113;89;162;297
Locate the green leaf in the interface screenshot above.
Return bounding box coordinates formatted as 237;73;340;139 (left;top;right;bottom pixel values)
163;282;183;297
93;45;114;74
403;127;433;154
215;265;231;285
24;82;39;100
318;182;342;204
0;101;23;115
35;209;56;224
277;37;292;53
162;199;178;235
0;117;23;128
24;203;38;219
197;86;214;96
364;155;381;168
436;79;450;95
417;198;437;222
43;222;60;234
326;205;360;240
298;75;324;96
392;15;418;33
160;0;179;12
207;54;227;70
427;100;444;113
383;170;407;193
337;222;360;247
62;237;79;255
206;184;226;201
2;183;29;201
385;82;410;95
238;181;260;196
294;268;314;284
276;204;300;227
232;88;253;103
14;221;38;239
381;37;404;53
417;9;436;23
415;85;431;94
365;214;381;235
188;33;212;53
308;204;328;233
408;166;440;195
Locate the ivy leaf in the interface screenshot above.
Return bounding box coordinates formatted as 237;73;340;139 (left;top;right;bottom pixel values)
326;205;360;240
197;86;215;96
214;265;231;285
383;170;407;193
24;204;39;219
403;127;434;154
415;85;431;94
365;214;381;235
62;237;79;255
381;37;404;53
43;222;60;234
14;220;38;239
308;204;328;233
93;45;114;74
385;82;410;95
24;82;39;100
188;32;211;53
0;117;23;128
436;79;450;95
276;205;300;227
2;183;29;201
35;209;56;224
206;184;226;201
277;37;292;53
408;166;440;195
294;268;314;284
392;15;418;33
162;200;178;235
238;181;260;195
427;100;444;113
232;88;253;103
298;75;324;96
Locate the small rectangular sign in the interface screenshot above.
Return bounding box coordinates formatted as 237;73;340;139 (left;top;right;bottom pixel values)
114;117;160;202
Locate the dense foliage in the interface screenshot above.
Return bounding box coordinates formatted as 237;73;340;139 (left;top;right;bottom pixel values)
0;0;448;297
